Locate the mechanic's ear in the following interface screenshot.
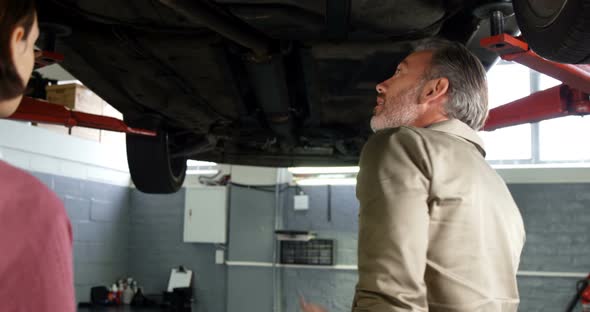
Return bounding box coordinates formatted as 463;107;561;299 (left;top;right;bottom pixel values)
419;77;449;106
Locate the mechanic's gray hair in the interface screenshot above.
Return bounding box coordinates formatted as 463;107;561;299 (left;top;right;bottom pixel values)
413;38;488;130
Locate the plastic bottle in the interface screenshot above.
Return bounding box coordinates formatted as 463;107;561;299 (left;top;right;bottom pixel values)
123;286;134;304
109;283;118;304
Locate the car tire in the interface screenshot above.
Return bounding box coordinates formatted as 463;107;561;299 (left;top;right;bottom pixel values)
126;132;187;194
513;0;590;64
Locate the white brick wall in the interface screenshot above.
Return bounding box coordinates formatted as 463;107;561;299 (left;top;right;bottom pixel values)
0;119;130;186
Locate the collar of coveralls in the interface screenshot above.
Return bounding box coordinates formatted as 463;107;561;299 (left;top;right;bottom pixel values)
426;119;486;157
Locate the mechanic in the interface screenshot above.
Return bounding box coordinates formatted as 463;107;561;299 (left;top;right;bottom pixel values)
0;0;75;311
302;39;525;312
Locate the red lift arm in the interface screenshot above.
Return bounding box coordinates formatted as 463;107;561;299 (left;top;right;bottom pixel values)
9;97;156;137
5;50;156;137
481;34;590;131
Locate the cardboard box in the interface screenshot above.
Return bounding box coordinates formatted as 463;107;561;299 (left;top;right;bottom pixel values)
46;83;103;114
45;83;79;109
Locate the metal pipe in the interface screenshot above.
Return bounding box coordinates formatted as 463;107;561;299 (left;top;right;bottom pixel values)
327;185;332;222
244;55;296;145
490;10;504;36
271;171;285;312
158;0;273;56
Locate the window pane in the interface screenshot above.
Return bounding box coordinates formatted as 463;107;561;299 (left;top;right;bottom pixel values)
487;62;531;108
539;73;561;91
539;116;590;161
480;124;532;160
481;62;532;161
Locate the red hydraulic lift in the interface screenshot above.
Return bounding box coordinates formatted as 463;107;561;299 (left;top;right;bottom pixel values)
481;34;590;131
5;51;156;137
10;96;157;137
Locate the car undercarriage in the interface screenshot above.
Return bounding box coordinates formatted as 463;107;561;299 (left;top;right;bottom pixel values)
32;0;589;192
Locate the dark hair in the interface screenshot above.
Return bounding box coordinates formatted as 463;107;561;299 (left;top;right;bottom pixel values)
0;0;36;101
414;38;489;130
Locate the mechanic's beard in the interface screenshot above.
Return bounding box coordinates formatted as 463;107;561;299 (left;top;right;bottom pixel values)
370;86;421;132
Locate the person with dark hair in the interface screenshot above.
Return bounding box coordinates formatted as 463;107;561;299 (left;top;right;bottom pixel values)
302;39;525;312
0;0;37;114
0;1;76;311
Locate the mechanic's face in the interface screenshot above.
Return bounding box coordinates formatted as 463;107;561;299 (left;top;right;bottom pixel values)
1;16;39;117
371;51;433;132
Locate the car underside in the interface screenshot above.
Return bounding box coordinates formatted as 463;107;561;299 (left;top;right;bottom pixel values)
34;0;589;192
37;0;519;164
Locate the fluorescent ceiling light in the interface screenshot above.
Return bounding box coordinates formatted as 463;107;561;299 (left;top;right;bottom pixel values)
57;80;83;85
288;166;359;174
491;163;590;169
186;169;220;175
315;173;349;179
187;160;218;166
295;178;357;186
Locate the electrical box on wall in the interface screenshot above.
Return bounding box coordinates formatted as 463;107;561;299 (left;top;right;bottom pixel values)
294;193;309;210
184;186;228;243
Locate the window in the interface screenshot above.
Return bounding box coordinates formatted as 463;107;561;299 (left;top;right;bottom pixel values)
539;116;590;162
539;74;561;91
480;124;532;161
486;62;532;109
480;62;532;161
482;61;590;165
537;72;590;162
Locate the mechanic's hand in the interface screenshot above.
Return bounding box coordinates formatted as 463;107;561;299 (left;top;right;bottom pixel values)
300;296;328;312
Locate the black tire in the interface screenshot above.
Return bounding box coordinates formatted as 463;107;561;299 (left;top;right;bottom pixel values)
513;0;590;64
126;132;187;194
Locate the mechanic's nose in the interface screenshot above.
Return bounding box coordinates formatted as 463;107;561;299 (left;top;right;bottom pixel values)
376;82;386;94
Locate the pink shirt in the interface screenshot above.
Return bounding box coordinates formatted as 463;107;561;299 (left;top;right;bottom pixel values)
0;161;75;312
